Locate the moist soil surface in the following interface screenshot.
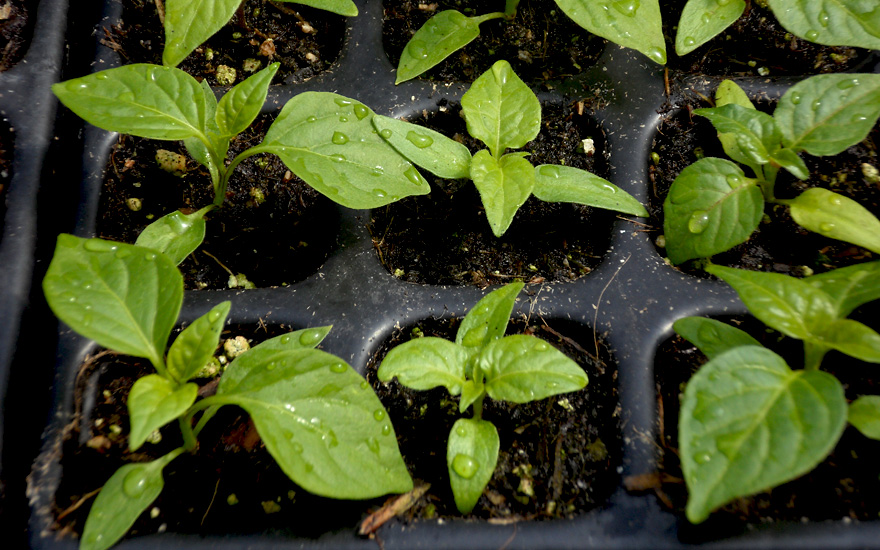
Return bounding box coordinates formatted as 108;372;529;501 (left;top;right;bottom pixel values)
382;0;605;85
97;114;339;289
370;100;618;286
647;94;880;277
366;314;621;521
661;0;870;76
105;0;345;86
0;0;34;71
649;311;880;539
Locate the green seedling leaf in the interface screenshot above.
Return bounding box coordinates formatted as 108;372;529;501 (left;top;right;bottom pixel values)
372;114;472;179
694;104;781;166
456;282;524;351
166;301;231;383
216;63;279;137
253;326;333;351
135;206;213;265
676;0;746;55
663;158;764;264
447;418;499;514
217;347;412;498
818;318;880;363
128;375;198;451
849;396;880;440
680;345;846;523
461;60;541;157
378;337;469;394
767;0;880;50
716;80;756;110
481;335;587;402
283;0;358;16
43;236;182;370
261;92;430;208
770;148;810;180
163;0;241;67
775;73;880;156
533;164;648;216
554;0;666;64
673;317;762;359
52;65;209;141
788;187;880;254
81;450;183;550
806;260;880;317
459;378;485;413
470;151;535;236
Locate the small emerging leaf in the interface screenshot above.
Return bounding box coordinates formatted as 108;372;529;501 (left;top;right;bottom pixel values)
676;0;746;55
128;375;198;451
767;0;880;50
447;418;499;514
378;337;469;395
715;80;755;110
456;282;524;351
135;206;213;265
806;260;880;317
166;301;231;383
695;104;781;166
770;148;810;180
216;63;279;137
395;11;484;85
533;164;648;216
673;317;762;359
788;187;880;254
849;396;880;440
470;151;535;236
372;114;472;179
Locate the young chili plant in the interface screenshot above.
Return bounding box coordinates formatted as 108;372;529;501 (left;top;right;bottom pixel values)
374;60;648;236
52;62;429;265
672;260;880;523
663;75;880;265
43;235;412;550
377;282;588;513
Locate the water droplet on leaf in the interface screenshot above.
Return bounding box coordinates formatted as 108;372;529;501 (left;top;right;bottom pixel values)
379;129;392;139
451;454;479;479
373;409;386;421
406;130;434;149
299;329;323;346
122;468;149;497
819;222;835;233
805;30;819;41
404;166;423;185
687;211;710;234
329;362;347;373
694;452;712;464
353;104;369;120
408;39;429;60
331;132;349;145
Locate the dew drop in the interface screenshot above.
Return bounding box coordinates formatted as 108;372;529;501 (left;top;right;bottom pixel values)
701;12;710;24
827;194;842;206
144;253;156;261
334;97;353;107
838;78;859;89
811;99;822;111
353;104;369;120
280;335;291;344
601;184;617;194
852;114;868;123
307;116;318;123
404;166;423;185
95;73;108;80
119;91;135;102
534;341;549;351
819;222;835;233
687;211;710;234
683;36;696;47
382;424;392;436
122;468;149;497
790;92;801;105
379;129;393;139
266;362;277;371
83;239;118;253
373;409;386;422
818;11;830;27
330;153;346;163
373;188;387;199
166;212;193;235
805;30;819;41
406;130;434;149
149;67;158;81
456;425;467;437
329;362;347;373
331;132;349;145
323;429;339;447
360;380;370;390
366;437;381;454
339;115;349;123
299;329;323;346
539;165;561;178
115;248;132;259
726;174;742;187
208;310;222;323
451;454;479;479
611;0;639;17
645;46;666;64
408;39;429;60
371;166;385;176
694;452;712;464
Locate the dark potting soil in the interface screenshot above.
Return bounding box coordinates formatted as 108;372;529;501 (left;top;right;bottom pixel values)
0;0;34;71
366;314;621;521
661;0;869;76
647;94;880;277
96;114;339;289
382;0;605;85
105;0;345;86
370;100;619;286
647;311;880;538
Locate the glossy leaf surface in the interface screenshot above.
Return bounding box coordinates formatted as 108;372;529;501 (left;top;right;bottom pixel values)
372;114;472;179
378;337;469;394
284;0;358;16
767;0;880;50
533;164;648;216
216;63;279;137
673;317;761;359
163;0;240;67
849;395;880;440
447;418;499;513
806;260;880;317
770;148;810;180
135;206;212;265
395;10;484;84
695;104;781;166
457;282;524;351
716;80;756;110
252;326;333;351
471;151;535;236
166;301;230;383
788;187;880;253
676;0;746;55
128;375;198;450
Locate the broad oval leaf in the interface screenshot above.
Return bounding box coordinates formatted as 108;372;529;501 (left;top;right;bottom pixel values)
680;346;846;523
849;396;880;440
775;73;880;156
166;301;230;383
716;80;756;110
80;450;182;550
372;114;472;179
461;60;541;157
554;0;666;64
788;187;880;254
135;206;213;265
128;375;198;451
673;317;761;359
52;65;209;141
261;92;431;208
533;164;648;216
806;260;880;317
163;0;243;67
470;151;535;237
217;347;413;498
663;158;764;264
395;10;483;85
456;282;524;351
819;318;880;363
43;236;182;369
694;104;781;166
767;0;880;50
378;337;469;394
447;418;499;514
481;335;588;402
216;63;279;137
676;0;746;55
282;0;358;16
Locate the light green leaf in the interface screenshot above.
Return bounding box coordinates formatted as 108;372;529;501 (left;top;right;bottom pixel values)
260;92;431;208
253;326;333;351
280;0;358;16
775;73;880;156
135;206;213;265
372;114;472;179
163;0;242;67
378;337;469;395
849;396;880;440
676;0;746;55
216;62;279;137
217;348;412;498
127;375;198;451
470;151;535;236
767;0;880;50
481;335;587;402
680;346;846;523
715;80;756;110
447;418;499;514
80;450;183;550
806;260;880;317
461;60;541;157
770;148;810;180
788;187;880;253
554;0;666;64
459;378;486;414
43;236;182;370
166;301;230;383
457;282;524;351
663;158;764;264
52;65;210;141
533;164;648;216
818;318;880;363
673;317;762;359
695;104;781;166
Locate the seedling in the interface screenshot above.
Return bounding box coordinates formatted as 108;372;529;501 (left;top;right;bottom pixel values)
394;0;665;83
43;235;412;550
675;0;880;56
377;282;588;513
162;0;358;68
663;75;880;265
52;62;429;265
673;260;880;523
375;60;648;237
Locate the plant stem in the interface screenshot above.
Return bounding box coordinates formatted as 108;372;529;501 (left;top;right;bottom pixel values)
504;0;520;17
472;394;484;420
214;147;265;206
474;12;507;25
804;341;828;371
179;416;198;452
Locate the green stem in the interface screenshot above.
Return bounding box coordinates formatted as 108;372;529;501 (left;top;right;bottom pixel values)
473;11;506;25
804;342;829;371
180;395;229;451
179;416;198;452
214;146;269;206
504;0;520;17
472;394;485;421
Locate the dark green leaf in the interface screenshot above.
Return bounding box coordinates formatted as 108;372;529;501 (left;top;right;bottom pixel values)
806;260;880;317
849;396;880;440
676;0;746;55
695;104;781;166
166;301;230;383
447;418;499;514
377;337;469;394
470;151;534;236
481;335;587;402
372;114;472;179
127;375;198;451
216;63;279;136
788;187;880;253
395;11;489;84
135;206;212;265
673;317;762;359
767;0;880;49
456;282;524;350
770;148;810;180
533;164;648;216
